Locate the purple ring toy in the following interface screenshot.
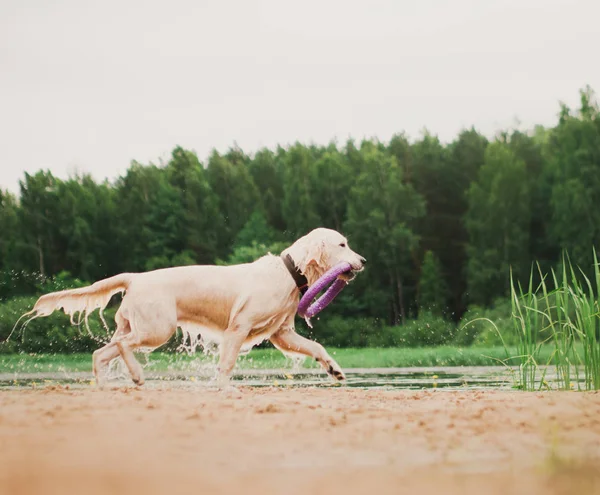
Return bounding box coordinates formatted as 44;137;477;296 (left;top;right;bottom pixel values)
297;262;353;324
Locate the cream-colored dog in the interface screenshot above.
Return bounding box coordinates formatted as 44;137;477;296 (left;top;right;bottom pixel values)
25;228;366;387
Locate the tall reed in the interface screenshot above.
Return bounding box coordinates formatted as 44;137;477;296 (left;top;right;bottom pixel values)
508;250;600;391
510;269;548;390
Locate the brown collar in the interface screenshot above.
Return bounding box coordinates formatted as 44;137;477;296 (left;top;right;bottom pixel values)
282;254;308;295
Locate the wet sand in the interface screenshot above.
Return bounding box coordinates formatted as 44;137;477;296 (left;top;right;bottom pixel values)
1;387;599;495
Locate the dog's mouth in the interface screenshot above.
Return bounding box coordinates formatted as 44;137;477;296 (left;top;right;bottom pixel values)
338;271;357;282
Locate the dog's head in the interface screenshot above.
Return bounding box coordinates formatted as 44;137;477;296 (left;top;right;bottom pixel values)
283;228;366;286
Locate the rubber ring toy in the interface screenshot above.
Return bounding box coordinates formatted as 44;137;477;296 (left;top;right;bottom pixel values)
297;262;352;326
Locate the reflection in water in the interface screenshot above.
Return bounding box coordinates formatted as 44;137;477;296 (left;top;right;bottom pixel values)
0;360;583;390
0;367;528;390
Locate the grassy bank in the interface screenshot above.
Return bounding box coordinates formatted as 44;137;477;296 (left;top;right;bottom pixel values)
0;346;562;374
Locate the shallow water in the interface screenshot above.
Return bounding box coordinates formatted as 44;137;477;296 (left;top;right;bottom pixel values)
1;361;586;391
0;366;553;390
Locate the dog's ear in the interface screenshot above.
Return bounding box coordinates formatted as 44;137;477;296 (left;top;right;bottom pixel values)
299;239;327;273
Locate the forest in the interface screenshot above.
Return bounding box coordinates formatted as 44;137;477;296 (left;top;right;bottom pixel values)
1;87;599;352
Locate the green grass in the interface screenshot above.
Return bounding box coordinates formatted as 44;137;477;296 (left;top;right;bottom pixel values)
506;250;600;391
0;345;564;375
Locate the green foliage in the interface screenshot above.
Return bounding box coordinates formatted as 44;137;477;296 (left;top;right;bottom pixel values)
166;147;223;264
505;251;600;391
234;211;280;249
114;162;174;271
0;271;116;354
282;143;322;238
418;250;448;316
18;171;60;277
311;149;352;232
0;346;566;373
547;87;600;271
455;298;515;347
36;271;88;293
207;148;260;250
0;296;110;354
344;142;425;324
300;315;383;348
217;241;288;266
379;314;456;348
443;129;489;315
0;190;20;273
299;313;454;349
171;250;198;267
216;211;287;265
247;148;285;231
466;142;531;305
1;86;599;353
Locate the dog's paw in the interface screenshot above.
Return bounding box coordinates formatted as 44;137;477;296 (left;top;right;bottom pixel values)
222;386;243;398
213;374;236;390
213;380;242;397
327;364;346;381
131;376;145;387
316;357;346;381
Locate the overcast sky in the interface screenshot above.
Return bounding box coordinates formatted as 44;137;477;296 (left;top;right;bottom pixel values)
1;0;598;193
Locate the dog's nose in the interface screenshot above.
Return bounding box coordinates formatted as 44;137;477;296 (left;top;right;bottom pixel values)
360;257;367;265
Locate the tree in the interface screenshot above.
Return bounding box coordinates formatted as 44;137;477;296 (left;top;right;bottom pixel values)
1;86;599;352
18;171;61;277
166;146;223;264
465;142;531;305
311;149;352;232
546;87;600;271
114;162;169;271
502;130;554;273
418;250;448;316
0;190;19;272
217;241;289;266
281;143;322;239
234;210;280;249
115;161;202;271
206;149;260;253
345;143;425;324
248;148;285;231
388;133;413;184
444;129;488;315
55;175;119;281
410;130;489;318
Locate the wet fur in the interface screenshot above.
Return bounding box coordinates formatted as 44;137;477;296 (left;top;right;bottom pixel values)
20;228;365;387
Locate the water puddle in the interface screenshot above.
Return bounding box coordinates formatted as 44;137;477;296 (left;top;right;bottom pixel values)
0;366;521;390
0;364;586;391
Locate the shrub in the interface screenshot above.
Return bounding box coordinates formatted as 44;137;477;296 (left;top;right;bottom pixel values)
0;296;111;353
418;250;449;316
300;315;383;347
455;298;515;346
380;313;456;347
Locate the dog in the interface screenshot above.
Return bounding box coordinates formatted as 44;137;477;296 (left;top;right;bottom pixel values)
23;228;366;387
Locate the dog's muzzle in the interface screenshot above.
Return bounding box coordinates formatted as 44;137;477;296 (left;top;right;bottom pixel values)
338;272;356;282
338;265;364;282
339;257;366;282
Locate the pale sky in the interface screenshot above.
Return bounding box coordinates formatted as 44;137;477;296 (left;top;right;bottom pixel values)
1;0;598;193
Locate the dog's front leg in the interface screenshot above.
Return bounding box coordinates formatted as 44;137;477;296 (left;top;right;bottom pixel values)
215;326;248;388
270;328;346;381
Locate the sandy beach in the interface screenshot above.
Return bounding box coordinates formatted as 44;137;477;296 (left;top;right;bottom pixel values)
1;387;599;495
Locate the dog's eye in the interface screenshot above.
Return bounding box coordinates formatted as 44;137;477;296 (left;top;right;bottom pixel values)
339;243;346;248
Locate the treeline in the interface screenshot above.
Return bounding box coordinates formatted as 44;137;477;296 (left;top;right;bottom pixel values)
1;87;599;351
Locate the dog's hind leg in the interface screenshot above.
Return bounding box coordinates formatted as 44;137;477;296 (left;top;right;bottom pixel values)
116;338;145;386
270;328;346;381
112;302;178;386
216;325;248;388
92;310;135;387
92;342;120;388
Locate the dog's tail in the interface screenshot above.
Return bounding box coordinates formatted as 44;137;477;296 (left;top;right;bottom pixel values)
7;273;135;343
32;273;134;318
